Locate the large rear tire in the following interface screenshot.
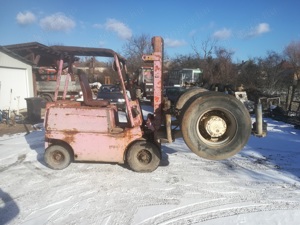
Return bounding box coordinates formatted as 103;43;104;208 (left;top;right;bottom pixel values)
176;87;208;111
126;141;161;172
181;93;251;160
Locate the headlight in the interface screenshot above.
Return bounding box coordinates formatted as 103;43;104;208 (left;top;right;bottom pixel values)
118;99;125;103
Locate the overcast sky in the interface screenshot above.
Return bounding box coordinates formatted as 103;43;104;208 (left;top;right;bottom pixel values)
1;0;299;61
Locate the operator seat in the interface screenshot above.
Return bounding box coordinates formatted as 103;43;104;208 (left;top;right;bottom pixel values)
78;73;109;107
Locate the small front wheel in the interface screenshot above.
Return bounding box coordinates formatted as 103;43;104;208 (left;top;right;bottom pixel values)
126;141;161;172
44;144;73;170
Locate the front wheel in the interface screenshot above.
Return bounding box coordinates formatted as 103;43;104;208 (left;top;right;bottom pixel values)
126;141;161;172
44;144;73;170
181;93;251;160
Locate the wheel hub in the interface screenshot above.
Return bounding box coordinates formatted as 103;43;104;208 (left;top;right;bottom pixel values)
204;116;227;138
137;150;151;165
53;151;64;162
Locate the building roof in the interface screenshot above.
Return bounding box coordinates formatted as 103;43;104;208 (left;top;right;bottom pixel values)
51;45;126;63
0;46;35;66
3;42;71;66
3;42;126;67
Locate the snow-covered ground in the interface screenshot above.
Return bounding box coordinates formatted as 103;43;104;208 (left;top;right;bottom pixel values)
1;106;300;225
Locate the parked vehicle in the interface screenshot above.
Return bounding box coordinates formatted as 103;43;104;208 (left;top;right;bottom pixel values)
133;67;202;102
35;67;81;102
133;67;154;100
97;84;125;110
165;68;203;87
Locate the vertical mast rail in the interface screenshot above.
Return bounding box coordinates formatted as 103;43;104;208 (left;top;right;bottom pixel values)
142;36;163;130
54;58;64;101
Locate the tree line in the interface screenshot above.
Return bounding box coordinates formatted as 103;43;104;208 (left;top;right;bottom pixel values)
122;34;300;99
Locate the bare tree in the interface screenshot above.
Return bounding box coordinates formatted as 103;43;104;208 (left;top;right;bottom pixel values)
213;47;236;85
284;40;300;89
257;51;285;95
122;34;153;73
284;40;300;68
237;59;261;90
168;54;200;70
191;37;220;85
191;37;217;60
283;40;300;109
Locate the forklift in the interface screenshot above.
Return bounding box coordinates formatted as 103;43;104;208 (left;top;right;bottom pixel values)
44;37;258;172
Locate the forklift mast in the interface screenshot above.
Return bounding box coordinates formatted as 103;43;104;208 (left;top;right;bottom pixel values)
142;37;164;130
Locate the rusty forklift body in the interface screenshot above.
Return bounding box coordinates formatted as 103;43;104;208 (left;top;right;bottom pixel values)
44;37;256;172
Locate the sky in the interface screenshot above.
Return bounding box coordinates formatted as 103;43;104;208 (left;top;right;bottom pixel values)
0;0;300;62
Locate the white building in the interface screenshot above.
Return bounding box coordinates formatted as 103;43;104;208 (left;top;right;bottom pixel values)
0;47;34;111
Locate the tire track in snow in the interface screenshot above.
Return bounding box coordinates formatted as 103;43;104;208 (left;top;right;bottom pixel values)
166;201;300;225
21;196;74;224
0;153;26;172
102;179;293;224
23;161;54;179
137;199;300;225
134;173;300;225
96;190;181;225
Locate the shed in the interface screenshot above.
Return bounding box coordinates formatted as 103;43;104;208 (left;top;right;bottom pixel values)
0;47;34;111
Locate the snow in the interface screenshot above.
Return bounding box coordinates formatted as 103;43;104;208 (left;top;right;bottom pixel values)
1;106;300;225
